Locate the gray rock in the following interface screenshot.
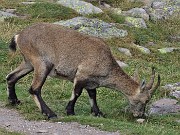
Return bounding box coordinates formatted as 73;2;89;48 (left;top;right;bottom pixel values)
4;9;16;14
125;17;147;28
151;2;166;9
163;82;180;99
170;91;180;99
21;2;36;5
158;47;179;53
118;48;132;56
169;35;180;42
0;10;17;22
149;98;180;115
133;44;151;54
116;60;128;68
56;0;103;15
54;17;128;38
146;0;180;21
123;8;149;21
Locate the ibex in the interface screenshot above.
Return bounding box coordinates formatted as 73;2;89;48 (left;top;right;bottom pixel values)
7;23;160;119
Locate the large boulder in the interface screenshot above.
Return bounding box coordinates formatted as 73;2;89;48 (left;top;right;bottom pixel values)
56;0;103;15
54;17;128;38
149;98;180;115
146;0;180;21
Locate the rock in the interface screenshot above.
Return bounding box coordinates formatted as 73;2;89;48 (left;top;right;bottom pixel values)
118;48;132;56
146;0;180;21
100;2;111;8
147;41;156;46
54;17;128;38
21;2;36;5
116;60;128;68
149;98;180;115
129;0;155;6
123;8;149;21
133;44;151;54
0;10;18;22
125;17;147;28
170;91;180;99
163;82;180;99
169;35;180;42
4;9;16;14
136;118;145;124
151;2;166;9
158;47;179;53
36;129;48;133
111;8;122;15
56;0;103;15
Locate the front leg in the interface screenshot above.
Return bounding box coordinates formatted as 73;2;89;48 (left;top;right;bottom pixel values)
87;89;104;117
66;81;83;115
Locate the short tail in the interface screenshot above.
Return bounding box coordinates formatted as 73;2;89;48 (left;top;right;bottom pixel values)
9;36;17;52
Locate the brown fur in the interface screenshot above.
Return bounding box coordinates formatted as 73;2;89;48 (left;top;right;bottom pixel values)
7;23;160;118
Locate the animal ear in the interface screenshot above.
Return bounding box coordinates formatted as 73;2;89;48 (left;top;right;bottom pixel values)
132;68;140;83
140;79;146;92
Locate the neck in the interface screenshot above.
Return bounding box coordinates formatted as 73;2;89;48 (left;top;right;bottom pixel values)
103;65;140;97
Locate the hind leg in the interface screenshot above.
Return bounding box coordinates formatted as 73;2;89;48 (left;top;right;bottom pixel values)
29;62;57;119
6;61;33;105
87;89;104;117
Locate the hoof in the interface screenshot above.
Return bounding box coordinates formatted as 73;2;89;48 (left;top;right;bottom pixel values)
93;111;105;118
66;110;75;116
48;114;58;120
8;98;21;105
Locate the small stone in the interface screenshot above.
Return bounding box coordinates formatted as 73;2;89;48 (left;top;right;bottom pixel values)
116;60;128;68
136;118;145;124
21;2;36;5
133;44;151;54
147;42;155;46
37;129;48;133
118;48;132;56
158;47;179;54
151;2;166;9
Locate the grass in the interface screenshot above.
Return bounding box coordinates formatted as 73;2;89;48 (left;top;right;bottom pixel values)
0;1;180;135
0;128;22;135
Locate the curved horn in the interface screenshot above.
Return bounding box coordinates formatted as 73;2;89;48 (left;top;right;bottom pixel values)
149;74;160;95
132;68;140;83
145;67;156;90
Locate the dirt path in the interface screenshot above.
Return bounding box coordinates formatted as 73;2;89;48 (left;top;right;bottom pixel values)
0;104;120;135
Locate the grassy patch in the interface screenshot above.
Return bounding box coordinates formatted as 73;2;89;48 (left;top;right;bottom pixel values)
0;128;22;135
0;1;180;135
16;2;78;22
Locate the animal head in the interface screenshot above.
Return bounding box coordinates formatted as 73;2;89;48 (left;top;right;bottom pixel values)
129;67;160;118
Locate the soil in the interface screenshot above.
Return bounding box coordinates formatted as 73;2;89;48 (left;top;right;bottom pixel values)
0;103;120;135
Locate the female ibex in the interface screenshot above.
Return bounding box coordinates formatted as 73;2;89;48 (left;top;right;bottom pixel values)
7;23;160;119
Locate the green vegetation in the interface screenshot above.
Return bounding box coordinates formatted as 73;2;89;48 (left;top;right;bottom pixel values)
0;128;22;135
0;1;179;135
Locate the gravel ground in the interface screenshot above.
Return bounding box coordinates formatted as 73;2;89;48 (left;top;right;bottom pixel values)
0;104;120;135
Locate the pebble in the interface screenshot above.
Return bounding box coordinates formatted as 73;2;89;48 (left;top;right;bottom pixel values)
136;118;145;124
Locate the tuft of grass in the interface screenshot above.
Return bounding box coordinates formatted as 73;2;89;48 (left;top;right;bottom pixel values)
0;128;22;135
16;2;78;22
